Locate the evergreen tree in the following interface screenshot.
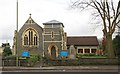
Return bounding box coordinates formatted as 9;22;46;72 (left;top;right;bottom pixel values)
113;35;120;57
2;45;12;57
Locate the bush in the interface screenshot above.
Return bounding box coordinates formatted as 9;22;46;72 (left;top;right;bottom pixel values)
89;53;96;56
42;58;119;66
28;54;41;66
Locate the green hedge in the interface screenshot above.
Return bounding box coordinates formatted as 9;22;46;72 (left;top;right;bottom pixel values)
76;54;107;58
43;58;119;66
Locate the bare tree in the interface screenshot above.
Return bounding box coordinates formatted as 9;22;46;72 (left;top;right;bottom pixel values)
117;25;120;29
71;0;120;58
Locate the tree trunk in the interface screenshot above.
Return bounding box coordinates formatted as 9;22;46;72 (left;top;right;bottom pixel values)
106;34;115;58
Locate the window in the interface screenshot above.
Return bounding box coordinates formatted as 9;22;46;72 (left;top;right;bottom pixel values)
91;49;96;53
51;31;54;39
29;31;31;45
24;35;28;45
85;49;90;53
78;49;83;53
34;34;38;45
28;31;33;45
23;28;38;46
30;31;33;45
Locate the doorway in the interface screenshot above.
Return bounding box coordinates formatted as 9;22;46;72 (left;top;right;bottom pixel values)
51;46;56;58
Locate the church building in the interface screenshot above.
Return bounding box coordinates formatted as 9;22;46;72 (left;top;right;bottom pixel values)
12;14;99;59
13;14;67;59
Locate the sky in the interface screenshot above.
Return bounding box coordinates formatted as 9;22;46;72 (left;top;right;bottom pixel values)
0;0;106;46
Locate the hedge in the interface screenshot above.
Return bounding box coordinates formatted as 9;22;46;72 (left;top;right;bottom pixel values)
43;58;119;66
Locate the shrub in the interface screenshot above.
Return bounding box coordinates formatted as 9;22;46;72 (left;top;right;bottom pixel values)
43;58;119;66
89;53;96;56
27;54;41;66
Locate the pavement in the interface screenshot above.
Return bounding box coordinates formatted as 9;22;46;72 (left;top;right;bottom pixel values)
2;65;119;70
1;66;119;72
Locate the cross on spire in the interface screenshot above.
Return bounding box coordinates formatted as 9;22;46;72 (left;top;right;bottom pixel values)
29;13;31;17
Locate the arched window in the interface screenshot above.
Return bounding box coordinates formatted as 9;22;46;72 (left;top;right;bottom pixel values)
51;31;54;39
30;31;33;45
24;35;28;45
34;36;35;45
34;34;38;45
23;28;38;46
35;36;38;45
28;30;33;45
29;31;31;45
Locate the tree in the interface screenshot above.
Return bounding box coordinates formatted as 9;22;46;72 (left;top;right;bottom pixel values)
113;35;120;57
3;47;12;57
71;0;120;58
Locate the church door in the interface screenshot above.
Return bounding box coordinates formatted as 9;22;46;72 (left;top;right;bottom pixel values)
51;46;56;59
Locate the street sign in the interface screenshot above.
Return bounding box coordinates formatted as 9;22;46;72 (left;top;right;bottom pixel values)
21;52;30;57
60;51;68;57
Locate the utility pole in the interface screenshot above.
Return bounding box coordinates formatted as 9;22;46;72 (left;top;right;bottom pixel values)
16;0;18;67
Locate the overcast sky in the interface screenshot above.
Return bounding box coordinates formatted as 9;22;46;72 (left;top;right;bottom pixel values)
0;0;105;46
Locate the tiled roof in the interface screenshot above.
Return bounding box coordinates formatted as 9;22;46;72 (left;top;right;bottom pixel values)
67;36;99;46
43;20;64;27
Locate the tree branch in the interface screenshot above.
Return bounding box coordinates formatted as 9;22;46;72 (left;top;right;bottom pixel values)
117;24;120;29
111;12;120;30
106;0;111;34
116;19;120;26
92;1;104;19
111;0;115;18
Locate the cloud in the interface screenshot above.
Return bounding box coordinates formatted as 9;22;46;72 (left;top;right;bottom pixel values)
0;0;103;46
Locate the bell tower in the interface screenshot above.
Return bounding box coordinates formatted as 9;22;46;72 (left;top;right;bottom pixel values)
43;20;67;58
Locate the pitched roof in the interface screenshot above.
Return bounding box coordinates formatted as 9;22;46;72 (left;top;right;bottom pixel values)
25;14;36;24
19;14;43;32
67;36;99;46
43;20;64;27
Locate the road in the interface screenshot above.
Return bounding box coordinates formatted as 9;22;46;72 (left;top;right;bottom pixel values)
0;56;2;66
2;65;120;72
0;56;2;74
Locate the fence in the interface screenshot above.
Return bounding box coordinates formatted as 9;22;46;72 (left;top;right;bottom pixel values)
2;59;29;67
